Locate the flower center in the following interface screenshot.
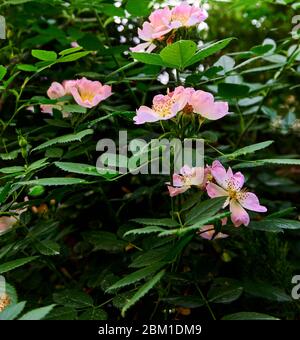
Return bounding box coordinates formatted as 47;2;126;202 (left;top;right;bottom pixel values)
206;173;213;182
172;14;188;25
228;189;237;199
0;294;11;312
183;176;193;186
153;97;175;117
79;90;95;102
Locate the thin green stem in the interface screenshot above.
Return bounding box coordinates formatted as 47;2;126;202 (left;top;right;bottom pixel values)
206;142;225;156
176;211;184;229
195;283;217;320
235;99;245;132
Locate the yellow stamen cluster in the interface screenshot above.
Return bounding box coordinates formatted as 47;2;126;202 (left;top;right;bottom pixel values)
0;293;11;312
226;180;248;201
172;14;188;26
79;90;95;102
153;97;175;117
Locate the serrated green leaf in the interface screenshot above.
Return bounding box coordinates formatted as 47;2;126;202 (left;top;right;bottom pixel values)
121;269;165;316
58;51;91;63
160;40;197;70
124;226;166;237
17;64;38;72
46;306;77;320
0;301;26;320
32;49;57;61
55;161;118;179
249;218;300;231
0;150;19;160
220;141;273;160
19;178;87;186
29;96;57;105
28;185;45;197
247;220;283;233
162;296;205;308
35;240;60;256
83;231;126;253
222;312;279;320
32;129;93;151
53;289;93;308
0;183;12;204
184;38;235;68
218;83;250;98
5;283;18;305
208;284;243;304
185;197;227;225
243;281;292;302
1;0;34;5
59;47;83;56
107;262;166;292
45;147;63;158
0;166;24;174
126;0;150;16
129;245;173;268
268;207;296;218
0;256;38;274
234;158;300;169
79;308;107;320
131;218;179;227
250;44;274;55
0;65;7;80
159;212;230;237
26;157;49;172
61;104;87;113
112;291;135;310
100;3;125;17
19;304;56;320
130;52;165;66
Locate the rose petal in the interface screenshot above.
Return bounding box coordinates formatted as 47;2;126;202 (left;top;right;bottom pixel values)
238;192;267;212
230;199;250;227
134;106;160;124
211;160;229;189
167;185;189;197
206;182;228;198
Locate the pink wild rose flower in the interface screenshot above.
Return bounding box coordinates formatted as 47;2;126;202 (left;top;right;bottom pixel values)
41;82;70;117
148;7;173;39
130;4;208;53
47;81;66;99
170;2;208;28
71;41;80;48
130;8;172;53
206;161;267;227
0;215;17;235
167;165;208;197
134;87;229;124
134;86;189;124
65;77;112;108
188;90;229;120
130;22;157;53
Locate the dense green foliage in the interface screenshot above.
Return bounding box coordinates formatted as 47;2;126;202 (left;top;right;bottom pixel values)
0;0;300;320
